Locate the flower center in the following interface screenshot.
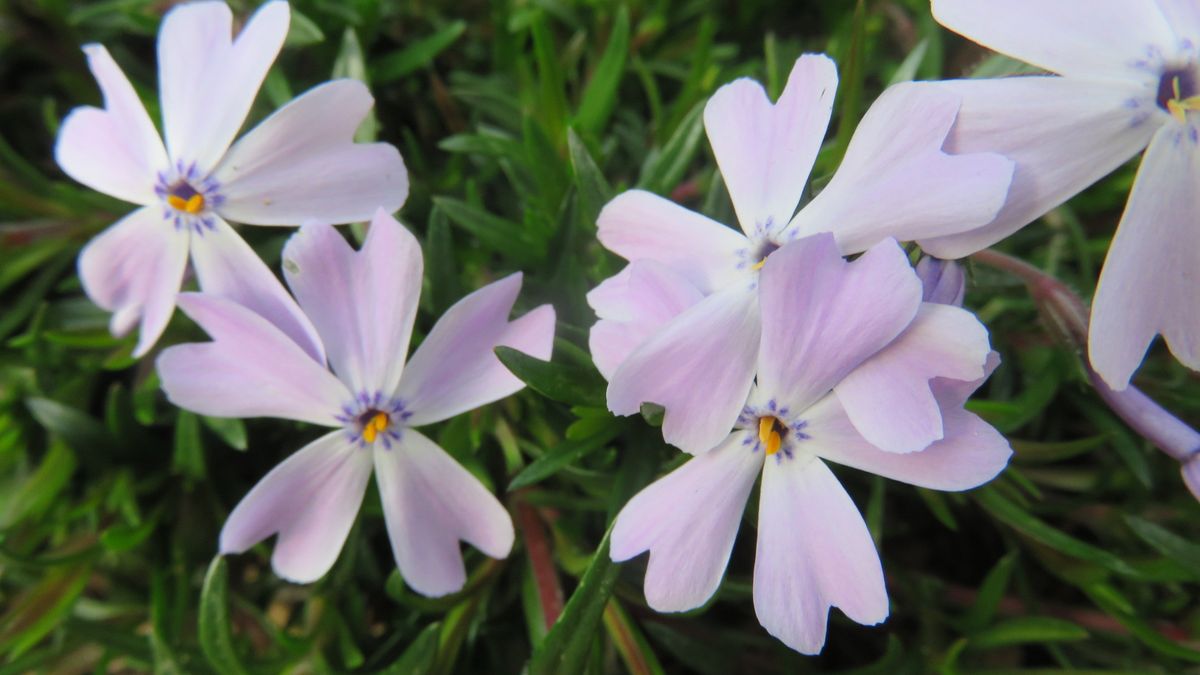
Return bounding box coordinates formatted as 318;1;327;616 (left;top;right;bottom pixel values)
1157;66;1200;122
757;416;788;455
358;410;391;444
166;181;206;214
750;241;780;271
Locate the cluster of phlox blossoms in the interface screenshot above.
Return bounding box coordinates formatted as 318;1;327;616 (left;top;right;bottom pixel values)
52;0;1199;660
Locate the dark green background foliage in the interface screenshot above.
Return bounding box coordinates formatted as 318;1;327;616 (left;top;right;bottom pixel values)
1;0;1198;672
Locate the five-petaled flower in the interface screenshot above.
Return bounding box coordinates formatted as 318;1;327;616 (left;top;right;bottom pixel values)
913;0;1200;390
56;1;407;356
156;210;555;592
610;233;1012;654
588;53;1014;457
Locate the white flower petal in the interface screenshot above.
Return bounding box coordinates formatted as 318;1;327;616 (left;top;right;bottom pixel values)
788;82;1013;254
220;430;374;584
753;457;888;655
214;80;408;225
375;429;513;597
78;206;189;356
396;274;555;427
756;235;921;415
282;212;422;396
607;284;760;455
917;77;1158;258
596;190;748;294
159;1;289;172
611;431;762;612
55;45;167;205
1090;124;1200;389
157;293;350;426
704;54;837;235
834;303;990;454
805;392;1011;492
932;0;1174;80
587;261;704;380
189;215;325;364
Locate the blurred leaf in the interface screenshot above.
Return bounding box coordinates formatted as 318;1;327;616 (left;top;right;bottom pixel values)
528;526;619;675
508;425;620;491
1083;582;1200;663
172;411;206;481
828;0;866;167
638;101;706;194
284;9;324;46
1123;515;1200;574
433;196;544;264
373;21;466;84
974;486;1139;577
332;27;378;142
575;6;630;135
962;551;1018;632
969;617;1087;649
380;622;439;674
529;11;569;147
0;561;91;658
567;128;612;227
887;37;930;85
2;442;74;527
200;416;247;452
26;398;118;456
198;557;249;675
495;346;606;408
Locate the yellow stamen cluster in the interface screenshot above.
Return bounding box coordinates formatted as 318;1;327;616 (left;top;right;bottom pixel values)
167;193;205;214
758;416;784;456
751;258;768;271
362;412;390;444
1167;76;1200;123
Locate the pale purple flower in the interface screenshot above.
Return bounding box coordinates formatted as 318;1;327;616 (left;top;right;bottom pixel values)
916;256;966;306
610;234;1011;654
56;1;407;356
917;0;1200;390
156;210;555;591
589;54;1013;456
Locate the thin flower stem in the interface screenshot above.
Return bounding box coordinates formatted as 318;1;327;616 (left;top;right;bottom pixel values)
972;248;1200;465
515;498;565;630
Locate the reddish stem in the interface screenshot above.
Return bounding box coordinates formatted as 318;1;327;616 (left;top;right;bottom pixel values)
515;498;564;630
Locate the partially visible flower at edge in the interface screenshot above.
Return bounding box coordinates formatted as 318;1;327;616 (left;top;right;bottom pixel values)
610;233;1012;654
588;53;1014;457
56;1;407;356
914;0;1200;390
156;209;555;594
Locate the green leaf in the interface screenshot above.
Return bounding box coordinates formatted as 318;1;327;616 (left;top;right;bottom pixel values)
528;526;620;675
1123;515;1200;574
887;37;929;85
567;128;612;227
199;557;249;675
284;8;325;46
828;0;867;168
200;416;247;452
495;346;606;408
529;11;569;146
603;599;665;675
433;196;544;264
331;27;378;142
2;442;74;527
0;561;92;659
26;398;118;456
373;21;466;84
172;411;206;481
638;101;706;194
575;6;630;134
508;426;620;491
961;551;1017;631
969;617;1087;649
1083;582;1200;663
380;622;439;674
974;486;1140;578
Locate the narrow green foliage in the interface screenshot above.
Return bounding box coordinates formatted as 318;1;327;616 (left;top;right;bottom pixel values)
198;558;249;675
